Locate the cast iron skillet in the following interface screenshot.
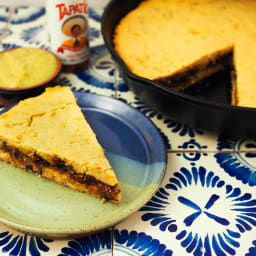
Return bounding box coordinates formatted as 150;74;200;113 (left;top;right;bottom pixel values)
102;0;256;139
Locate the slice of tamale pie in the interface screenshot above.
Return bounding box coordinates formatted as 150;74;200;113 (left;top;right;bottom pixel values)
0;86;121;203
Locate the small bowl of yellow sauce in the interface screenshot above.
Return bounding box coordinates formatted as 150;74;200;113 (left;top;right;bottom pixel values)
0;47;62;93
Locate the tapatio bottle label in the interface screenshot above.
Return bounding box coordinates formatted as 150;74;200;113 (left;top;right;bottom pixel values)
47;0;89;66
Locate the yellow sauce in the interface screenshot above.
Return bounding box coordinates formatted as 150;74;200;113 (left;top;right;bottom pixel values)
0;48;59;89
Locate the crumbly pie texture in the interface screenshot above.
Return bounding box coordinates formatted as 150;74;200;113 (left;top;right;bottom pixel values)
0;86;121;203
114;0;256;108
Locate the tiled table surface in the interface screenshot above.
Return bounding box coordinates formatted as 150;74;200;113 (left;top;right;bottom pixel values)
0;6;256;256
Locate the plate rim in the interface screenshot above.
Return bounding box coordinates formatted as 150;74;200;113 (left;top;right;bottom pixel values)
0;92;167;238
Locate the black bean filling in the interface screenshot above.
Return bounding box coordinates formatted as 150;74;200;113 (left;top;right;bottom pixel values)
0;142;120;200
155;50;233;90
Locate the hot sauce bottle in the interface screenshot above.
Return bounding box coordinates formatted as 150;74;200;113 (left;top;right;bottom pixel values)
47;0;89;72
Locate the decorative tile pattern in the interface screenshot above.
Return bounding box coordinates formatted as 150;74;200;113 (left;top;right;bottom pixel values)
246;241;256;256
114;153;256;256
113;229;173;256
58;230;112;256
0;5;255;256
9;7;45;24
0;228;53;255
0;8;12;23
0;224;113;256
215;151;256;186
76;45;117;92
0;223;53;256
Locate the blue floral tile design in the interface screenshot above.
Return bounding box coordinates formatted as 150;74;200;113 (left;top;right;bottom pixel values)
1;42;46;51
55;75;93;94
113;229;173;256
175;139;209;163
215;152;256;186
215;138;256;186
1;43;20;50
75;45;117;90
10;7;45;24
133;98;166;119
116;76;129;93
54;76;73;88
20;25;48;49
178;139;208;151
216;138;256;151
246;241;256;256
89;27;100;42
58;230;112;256
140;165;256;256
176;140;208;162
0;7;12;23
164;120;204;138
89;8;102;23
0;231;53;256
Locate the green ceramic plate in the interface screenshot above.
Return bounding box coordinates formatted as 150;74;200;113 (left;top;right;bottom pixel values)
0;93;167;238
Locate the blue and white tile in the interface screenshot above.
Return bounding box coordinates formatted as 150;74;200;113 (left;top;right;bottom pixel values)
216;137;256;152
113;153;256;256
0;7;12;24
0;223;54;256
56;230;113;256
56;72;115;98
0;7;11;42
9;7;45;25
215;151;256;188
113;229;173;256
0;8;48;50
215;138;256;186
5;8;47;49
73;44;117;96
246;239;256;256
0;223;113;256
18;21;48;49
88;8;105;47
51;42;117;96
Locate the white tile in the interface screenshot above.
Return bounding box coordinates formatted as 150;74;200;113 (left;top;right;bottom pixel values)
0;223;113;255
113;152;256;256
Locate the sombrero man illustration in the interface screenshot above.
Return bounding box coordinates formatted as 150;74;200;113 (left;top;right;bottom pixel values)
57;15;88;53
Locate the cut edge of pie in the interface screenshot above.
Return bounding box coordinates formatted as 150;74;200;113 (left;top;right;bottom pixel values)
154;46;234;91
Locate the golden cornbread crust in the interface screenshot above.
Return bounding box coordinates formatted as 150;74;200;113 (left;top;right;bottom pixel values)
114;0;256;108
0;86;121;203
